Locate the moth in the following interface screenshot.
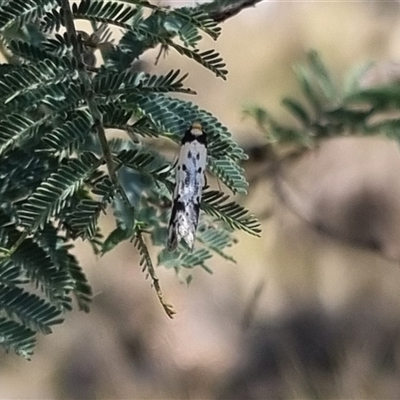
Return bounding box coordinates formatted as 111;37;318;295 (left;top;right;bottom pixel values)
167;122;207;251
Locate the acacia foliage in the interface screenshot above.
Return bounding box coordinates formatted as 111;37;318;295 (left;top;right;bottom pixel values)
0;0;261;357
245;51;400;148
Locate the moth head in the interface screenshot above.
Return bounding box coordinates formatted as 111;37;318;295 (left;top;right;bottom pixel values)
191;122;203;137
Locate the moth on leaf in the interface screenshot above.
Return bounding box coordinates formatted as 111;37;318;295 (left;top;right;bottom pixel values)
167;122;207;251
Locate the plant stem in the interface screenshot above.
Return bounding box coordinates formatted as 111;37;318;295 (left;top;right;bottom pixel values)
135;231;175;319
60;0;130;205
208;0;262;22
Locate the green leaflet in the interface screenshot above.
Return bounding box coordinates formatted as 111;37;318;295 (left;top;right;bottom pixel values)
124;92;246;161
246;50;400;148
0;317;36;358
18;153;103;232
202;190;260;236
0;283;63;334
0;0;57;32
167;43;227;80
0;113;48;155
0;0;260;356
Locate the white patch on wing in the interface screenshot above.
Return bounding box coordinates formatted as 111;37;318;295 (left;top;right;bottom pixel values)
167;124;207;251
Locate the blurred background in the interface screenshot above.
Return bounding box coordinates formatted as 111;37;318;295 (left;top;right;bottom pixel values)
4;1;400;398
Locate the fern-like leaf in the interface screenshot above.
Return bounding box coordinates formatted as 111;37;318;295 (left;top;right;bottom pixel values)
307;50;339;104
34;225;92;311
10;239;74;308
196;221;236;263
202;190;261;236
0;113;49;156
171;7;221;40
124;92;246;160
64;252;92;312
7;40;61;64
0;317;36;358
134;230;175;318
0;59;78;112
0;0;260;357
0;259;25;286
168;43;227;80
41;110;93;156
115;148;172;186
0;0;56;32
158;247;212;271
0;284;63;334
18;153;102;232
94;69;194;96
72;0;139;29
68;176;114;239
208;157;248;194
101;106;160;138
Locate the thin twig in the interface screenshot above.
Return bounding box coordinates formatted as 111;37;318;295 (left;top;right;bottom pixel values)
242;142;397;258
136;232;176;319
208;0;262;22
60;0;132;207
271;149;400;261
241;279;267;330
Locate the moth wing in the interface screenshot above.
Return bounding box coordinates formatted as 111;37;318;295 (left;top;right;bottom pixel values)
167;222;178;251
166;131;207;251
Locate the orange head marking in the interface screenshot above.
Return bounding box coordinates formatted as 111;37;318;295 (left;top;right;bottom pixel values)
191;122;203;137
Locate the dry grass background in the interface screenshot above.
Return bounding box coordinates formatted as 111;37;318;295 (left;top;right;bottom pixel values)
3;1;400;399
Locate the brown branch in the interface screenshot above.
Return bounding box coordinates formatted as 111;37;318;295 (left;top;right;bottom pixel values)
243;142;398;260
272;150;400;262
208;0;263;22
